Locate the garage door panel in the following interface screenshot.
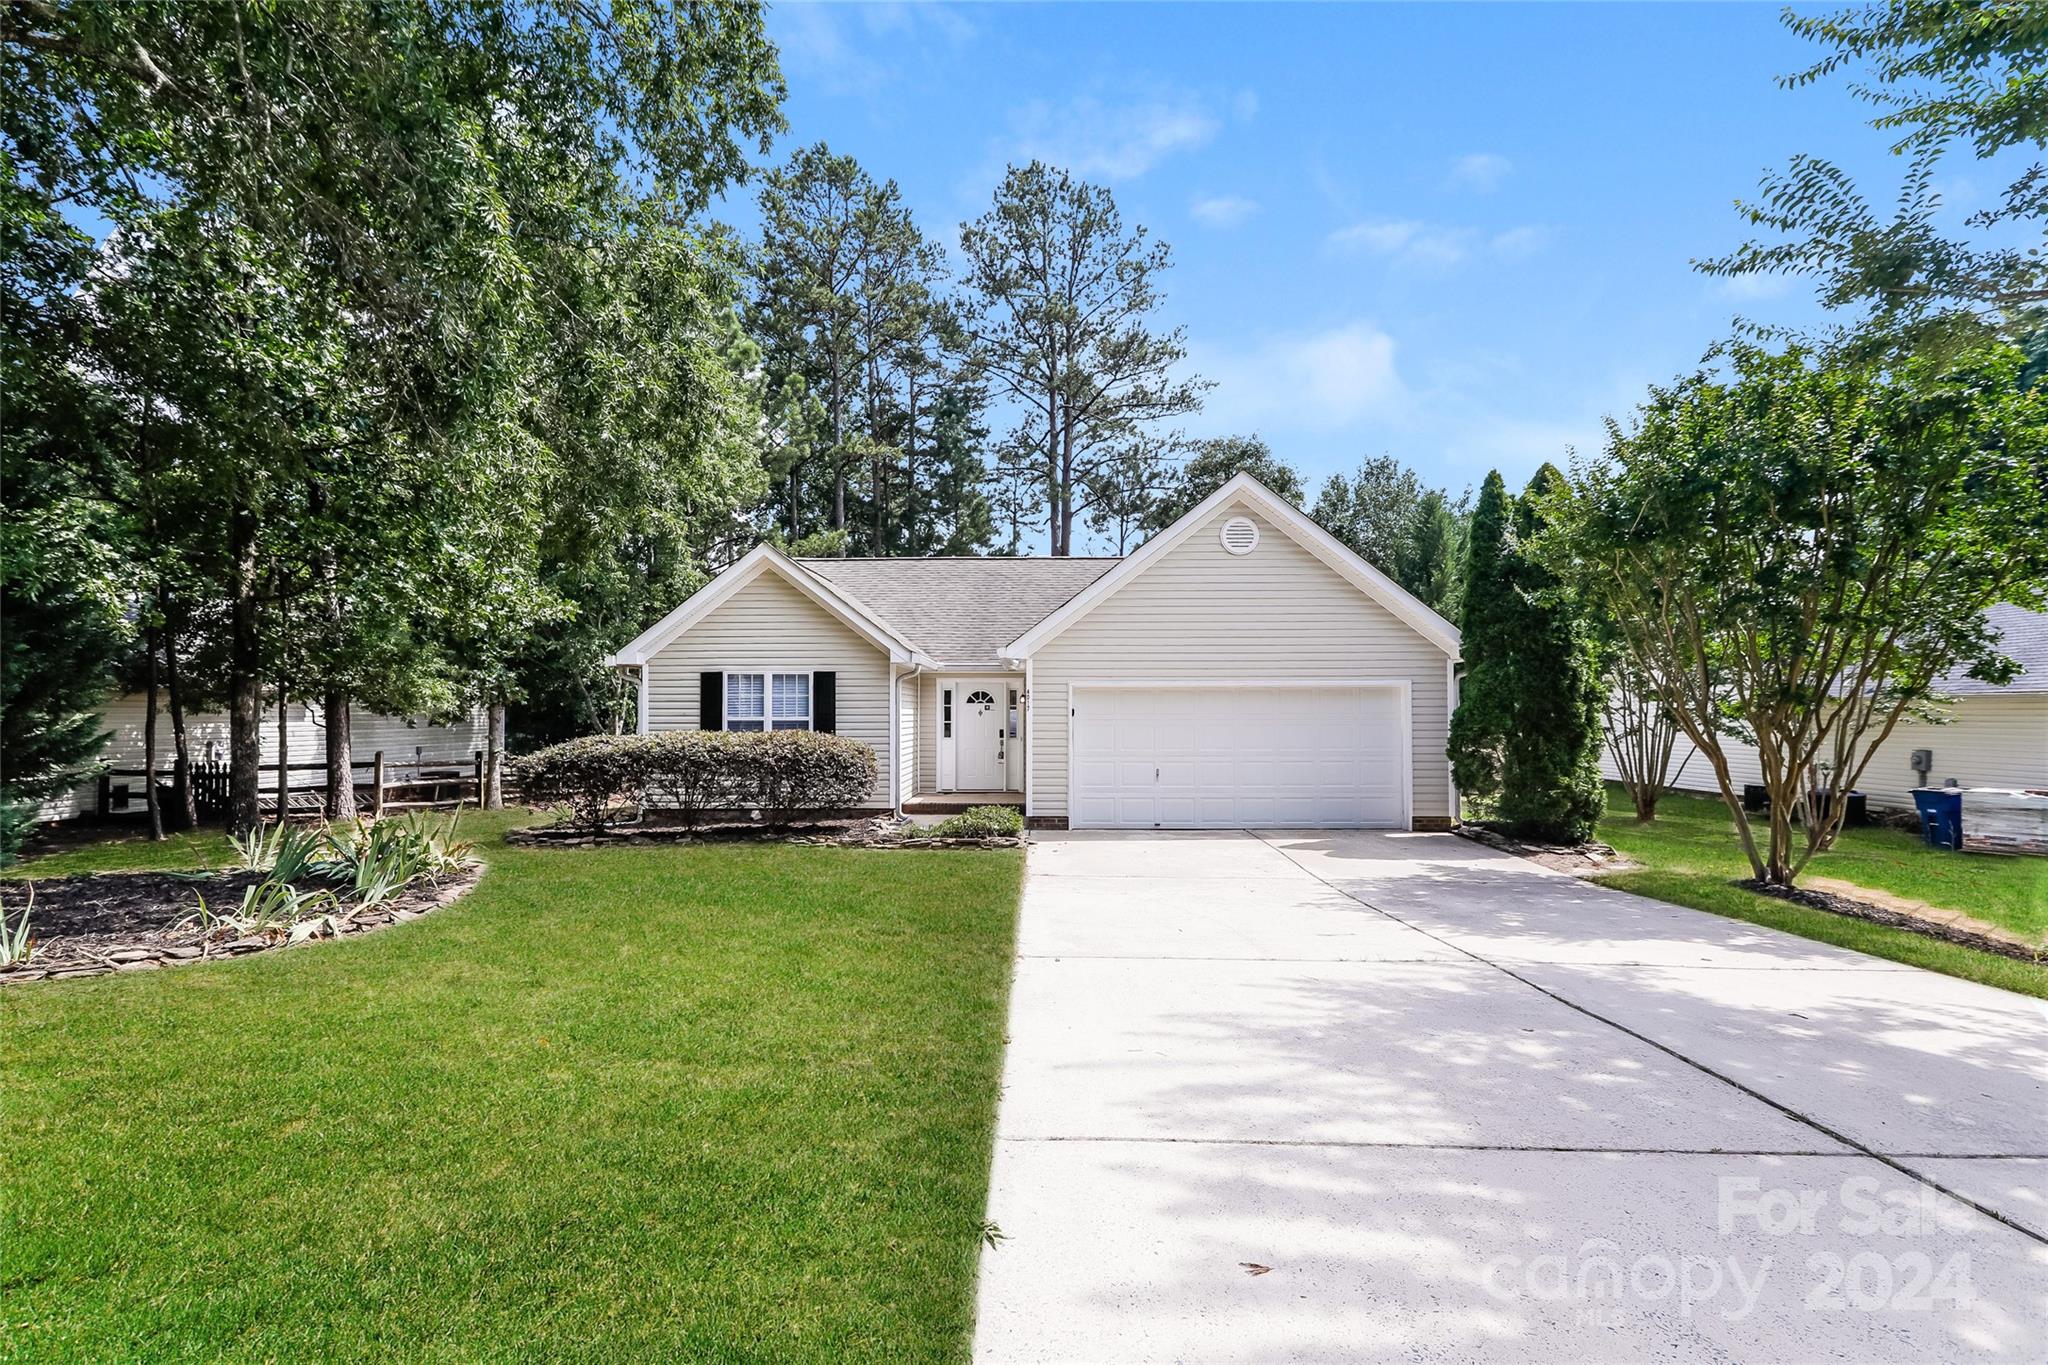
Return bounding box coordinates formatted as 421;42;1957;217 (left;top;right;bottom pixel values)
1070;685;1406;829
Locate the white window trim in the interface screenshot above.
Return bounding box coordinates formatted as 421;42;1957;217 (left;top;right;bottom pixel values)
724;669;815;733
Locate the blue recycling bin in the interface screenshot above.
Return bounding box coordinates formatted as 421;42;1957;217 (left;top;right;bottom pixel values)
1911;788;1963;850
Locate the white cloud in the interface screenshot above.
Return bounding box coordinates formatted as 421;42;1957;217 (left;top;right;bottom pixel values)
1194;322;1410;433
991;80;1260;188
770;3;975;98
1448;152;1512;193
1326;218;1469;268
1327;218;1550;269
1191;194;1261;228
1007;92;1222;180
1490;224;1551;259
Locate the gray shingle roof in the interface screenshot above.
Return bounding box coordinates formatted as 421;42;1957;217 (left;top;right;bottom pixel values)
1935;603;2048;695
797;556;1120;663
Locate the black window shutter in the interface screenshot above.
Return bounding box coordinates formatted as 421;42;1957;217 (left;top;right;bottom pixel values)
813;671;836;733
699;671;723;730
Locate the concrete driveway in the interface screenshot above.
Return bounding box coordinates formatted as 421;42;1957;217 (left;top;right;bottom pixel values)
973;830;2047;1364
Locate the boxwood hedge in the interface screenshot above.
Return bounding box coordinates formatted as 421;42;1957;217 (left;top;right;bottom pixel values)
511;731;878;832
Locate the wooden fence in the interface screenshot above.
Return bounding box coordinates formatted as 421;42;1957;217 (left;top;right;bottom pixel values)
99;751;514;821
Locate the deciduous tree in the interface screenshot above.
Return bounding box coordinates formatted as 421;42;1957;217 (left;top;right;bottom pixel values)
1545;339;2048;884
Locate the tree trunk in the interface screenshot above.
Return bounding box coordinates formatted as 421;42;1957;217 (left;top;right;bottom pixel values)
161;600;197;831
276;680;290;825
143;623;164;841
485;700;506;809
227;503;263;837
325;690;356;820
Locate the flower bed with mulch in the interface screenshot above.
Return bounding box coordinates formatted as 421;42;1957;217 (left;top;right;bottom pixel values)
0;866;481;984
1743;877;2042;964
1453;822;1640;877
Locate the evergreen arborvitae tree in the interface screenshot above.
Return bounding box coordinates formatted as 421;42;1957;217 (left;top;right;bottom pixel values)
1447;471;1516;809
1495;465;1606;841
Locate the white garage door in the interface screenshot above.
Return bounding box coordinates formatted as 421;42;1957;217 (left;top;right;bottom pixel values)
1070;685;1407;829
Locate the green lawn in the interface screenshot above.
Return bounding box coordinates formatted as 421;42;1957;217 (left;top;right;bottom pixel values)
1594;785;2048;999
5;824;237;877
2;811;1023;1362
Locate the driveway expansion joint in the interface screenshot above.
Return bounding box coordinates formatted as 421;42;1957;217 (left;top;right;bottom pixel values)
1250;829;2048;1249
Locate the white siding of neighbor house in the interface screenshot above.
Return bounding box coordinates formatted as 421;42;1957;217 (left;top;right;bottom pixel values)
1603;694;2048;809
643;569;893;808
1027;499;1455;825
44;696;489;820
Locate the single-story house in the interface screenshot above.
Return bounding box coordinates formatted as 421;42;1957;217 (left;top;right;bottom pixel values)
1602;603;2048;809
606;474;1463;830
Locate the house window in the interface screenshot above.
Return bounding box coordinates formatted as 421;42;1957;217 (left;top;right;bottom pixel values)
1008;688;1019;739
726;673;765;731
965;689;995;708
770;673;811;730
725;672;813;732
942;687;952;738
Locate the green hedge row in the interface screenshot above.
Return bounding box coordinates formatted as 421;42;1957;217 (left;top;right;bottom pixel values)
511;731;878;832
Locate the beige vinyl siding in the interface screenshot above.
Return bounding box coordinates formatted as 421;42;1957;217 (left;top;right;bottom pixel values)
1607;694;2048;810
918;673;940;794
643;570;892;807
1028;499;1454;825
896;668;915;806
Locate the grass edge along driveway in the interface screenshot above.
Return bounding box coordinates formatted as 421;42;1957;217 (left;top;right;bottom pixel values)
2;811;1022;1363
1593;786;2048;1000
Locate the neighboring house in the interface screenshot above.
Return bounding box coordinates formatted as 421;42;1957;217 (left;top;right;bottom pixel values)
44;695;490;821
607;474;1463;830
1603;603;2048;809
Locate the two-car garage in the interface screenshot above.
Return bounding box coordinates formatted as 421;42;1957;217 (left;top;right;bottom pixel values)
1067;683;1411;829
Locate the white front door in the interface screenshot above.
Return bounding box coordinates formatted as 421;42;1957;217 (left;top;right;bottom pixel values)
954;681;1007;790
1070;684;1406;828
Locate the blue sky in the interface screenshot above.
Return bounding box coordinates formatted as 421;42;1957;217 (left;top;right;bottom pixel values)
728;2;1948;542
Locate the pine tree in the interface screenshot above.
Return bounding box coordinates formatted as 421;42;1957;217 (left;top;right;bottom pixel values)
1447;471;1516;810
1495;465;1605;841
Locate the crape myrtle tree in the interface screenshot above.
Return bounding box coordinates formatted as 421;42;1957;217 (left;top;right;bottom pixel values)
1595;616;1690;823
5;0;786;833
1545;338;2048;886
960;162;1208;556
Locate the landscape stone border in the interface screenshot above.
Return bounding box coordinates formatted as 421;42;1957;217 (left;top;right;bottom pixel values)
1744;878;2044;964
0;866;483;985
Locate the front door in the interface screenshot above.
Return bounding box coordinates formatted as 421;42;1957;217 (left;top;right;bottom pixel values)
955;681;1006;790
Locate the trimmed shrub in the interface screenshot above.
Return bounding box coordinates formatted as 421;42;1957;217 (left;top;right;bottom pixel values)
514;731;878;832
713;730;877;827
910;805;1022;840
510;735;654;832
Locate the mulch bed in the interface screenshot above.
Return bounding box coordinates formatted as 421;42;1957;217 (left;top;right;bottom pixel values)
505;814;1021;850
1453;823;1640;877
0;866;481;984
1741;878;2044;964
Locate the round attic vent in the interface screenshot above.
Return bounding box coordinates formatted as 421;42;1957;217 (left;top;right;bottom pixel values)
1220;515;1260;555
